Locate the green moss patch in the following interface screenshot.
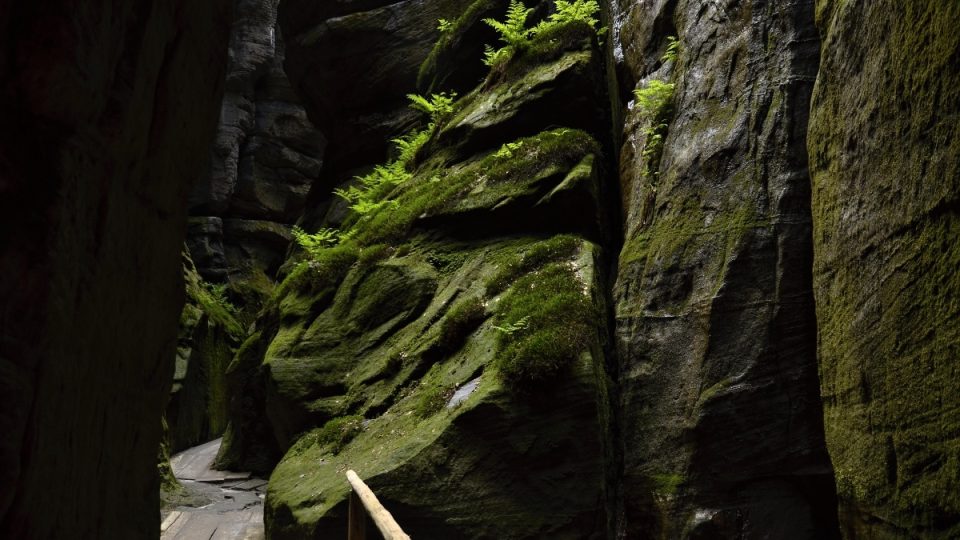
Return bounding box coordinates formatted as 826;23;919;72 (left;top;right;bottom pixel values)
493;259;597;386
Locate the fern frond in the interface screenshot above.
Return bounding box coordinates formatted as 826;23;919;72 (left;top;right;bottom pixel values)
484;0;533;48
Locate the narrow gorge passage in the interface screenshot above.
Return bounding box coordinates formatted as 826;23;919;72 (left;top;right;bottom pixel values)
162;439;266;540
0;0;957;539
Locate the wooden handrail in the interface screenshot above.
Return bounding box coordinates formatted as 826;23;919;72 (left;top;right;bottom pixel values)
346;470;411;540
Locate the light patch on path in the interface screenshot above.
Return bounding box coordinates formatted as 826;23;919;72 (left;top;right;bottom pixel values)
161;438;265;539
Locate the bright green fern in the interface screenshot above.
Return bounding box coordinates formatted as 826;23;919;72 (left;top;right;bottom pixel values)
484;0;534;48
661;35;680;63
532;0;602;34
291;225;341;258
407;92;457;125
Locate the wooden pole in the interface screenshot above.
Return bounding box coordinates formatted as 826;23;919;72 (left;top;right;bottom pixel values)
345;470;411;540
348;490;366;540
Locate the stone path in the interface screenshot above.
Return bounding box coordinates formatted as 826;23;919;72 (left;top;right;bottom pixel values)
161;438;266;539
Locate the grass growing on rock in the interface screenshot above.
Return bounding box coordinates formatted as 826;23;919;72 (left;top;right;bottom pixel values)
493;261;596;386
435;296;488;354
486;234;580;294
414;364;456;417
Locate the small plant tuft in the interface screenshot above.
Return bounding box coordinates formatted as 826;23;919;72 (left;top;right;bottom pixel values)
481;0;603;73
201;281;237;315
407;92;458;126
493;262;596;387
532;0;602;35
484;0;535;49
315;415;365;454
633;79;675;118
494;141;524;158
437;18;453;33
291;225;340;258
632;79;676;180
492;315;531;335
661;35;680;63
436;297;488;353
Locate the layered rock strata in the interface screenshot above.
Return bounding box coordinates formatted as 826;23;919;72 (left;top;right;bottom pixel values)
187;0;325;314
224;5;617;537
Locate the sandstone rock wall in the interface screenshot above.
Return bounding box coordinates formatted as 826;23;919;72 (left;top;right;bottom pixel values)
0;1;231;537
165;253;245;453
611;0;838;536
809;2;960;537
279;0;482;227
187;0;325;312
221;4;619;537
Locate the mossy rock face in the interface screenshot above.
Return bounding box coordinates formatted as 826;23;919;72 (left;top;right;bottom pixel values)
278;0;480;228
165;252;245;453
417;0;510;95
225;17;617;537
809;2;960;537
265;238;609;539
436;35;607;162
263;257;439;448
612;0;837;537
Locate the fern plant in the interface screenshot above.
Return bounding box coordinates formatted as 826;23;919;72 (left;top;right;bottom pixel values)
484;0;534;48
407;92;457;125
633;79;676;179
482;44;513;67
482;0;534;68
481;0;604;72
493;315;531;335
333;122;433;216
633;79;675;118
437;18;453;32
661;35;680;63
532;0;601;34
494;141;523;158
291;225;341;258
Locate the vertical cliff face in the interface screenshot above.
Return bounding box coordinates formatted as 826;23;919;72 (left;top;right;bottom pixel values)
808;2;960;537
188;0;325;312
166;0;326;460
611;0;837;536
0;1;231;537
165;253;245;454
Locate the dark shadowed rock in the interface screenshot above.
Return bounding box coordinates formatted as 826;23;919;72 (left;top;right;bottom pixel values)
166;253;245;454
0;1;232;537
612;0;838;537
809;2;960;537
279;0;478;226
187;217;229;282
187;0;324;312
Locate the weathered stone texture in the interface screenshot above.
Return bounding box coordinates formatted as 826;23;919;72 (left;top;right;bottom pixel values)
612;0;838;537
221;10;617;537
188;0;323;292
279;0;479;226
166;254;244;453
0;1;231;537
809;2;960;537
